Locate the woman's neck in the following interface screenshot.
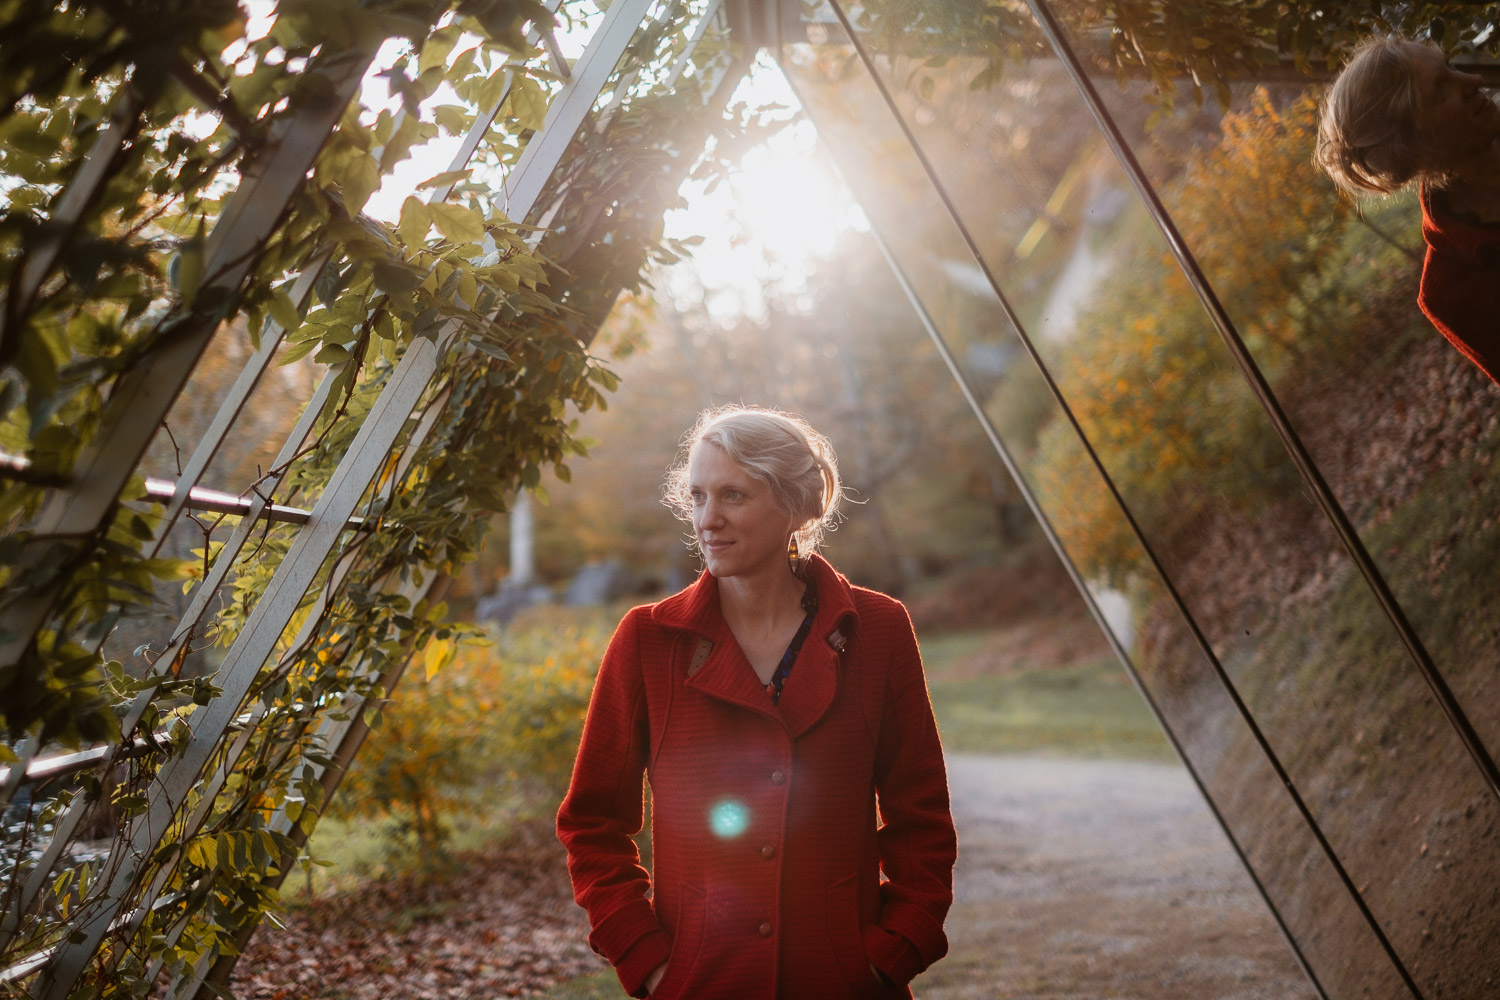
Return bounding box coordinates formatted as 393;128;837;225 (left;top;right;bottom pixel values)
1435;141;1500;224
717;564;806;633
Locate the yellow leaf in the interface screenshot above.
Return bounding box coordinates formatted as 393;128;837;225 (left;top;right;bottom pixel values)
510;76;549;132
428;202;485;243
341;153;381;215
424;637;455;680
398;197;431;247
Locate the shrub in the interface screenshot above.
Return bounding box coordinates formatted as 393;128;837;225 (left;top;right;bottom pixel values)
330;611;613;854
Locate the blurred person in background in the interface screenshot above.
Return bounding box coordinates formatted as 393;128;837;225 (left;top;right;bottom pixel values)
1317;35;1500;386
557;405;957;999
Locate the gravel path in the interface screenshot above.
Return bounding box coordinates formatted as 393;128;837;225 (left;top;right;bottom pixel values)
919;754;1317;1000
234;755;1317;998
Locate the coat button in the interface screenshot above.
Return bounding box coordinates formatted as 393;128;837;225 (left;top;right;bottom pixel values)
760;844;776;860
769;770;786;785
758;921;772;937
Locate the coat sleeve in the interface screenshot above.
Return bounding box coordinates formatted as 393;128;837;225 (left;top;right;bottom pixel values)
555;609;671;998
1418;247;1500;388
864;603;958;987
1417;188;1500;389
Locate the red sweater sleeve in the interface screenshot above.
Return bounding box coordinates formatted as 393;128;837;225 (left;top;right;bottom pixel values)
556;609;671;997
864;605;958;986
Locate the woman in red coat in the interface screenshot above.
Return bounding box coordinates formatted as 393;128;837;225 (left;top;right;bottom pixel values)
1316;35;1500;386
556;406;957;999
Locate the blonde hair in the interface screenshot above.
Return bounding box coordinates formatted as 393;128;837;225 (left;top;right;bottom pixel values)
663;405;842;555
1316;35;1433;196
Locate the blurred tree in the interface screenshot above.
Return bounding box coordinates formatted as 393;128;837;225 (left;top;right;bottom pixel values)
853;0;1500;109
460;228;1019;603
1032;87;1410;584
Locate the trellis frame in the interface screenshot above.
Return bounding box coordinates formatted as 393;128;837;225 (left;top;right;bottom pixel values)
10;2;1497;999
1;0;746;994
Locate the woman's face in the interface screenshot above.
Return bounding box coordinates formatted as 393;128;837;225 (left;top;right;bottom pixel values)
1405;41;1500;170
688;443;797;582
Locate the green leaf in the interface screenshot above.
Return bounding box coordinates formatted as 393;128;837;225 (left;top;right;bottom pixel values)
340;153;382;214
423;637;454;680
170;235;205;301
458;271;478;307
475;66;512;111
417;168;474;191
313;343;351;365
371;259;427;295
427;202;485;243
277;339;319;366
186;837;215;868
431;105;472;135
268;290;302;333
510;75;549;132
398;197;431;247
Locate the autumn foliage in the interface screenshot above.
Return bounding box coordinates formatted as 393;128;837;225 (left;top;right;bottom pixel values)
1034;90;1395;583
332;613;611;852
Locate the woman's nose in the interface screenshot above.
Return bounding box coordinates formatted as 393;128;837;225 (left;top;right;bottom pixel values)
1456;68;1483;91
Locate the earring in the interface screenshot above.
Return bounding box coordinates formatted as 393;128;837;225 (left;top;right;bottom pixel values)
787;534;800;573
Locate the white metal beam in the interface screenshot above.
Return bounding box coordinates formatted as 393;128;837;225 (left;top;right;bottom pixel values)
29;4;658;990
0;46;375;672
0;86;144;345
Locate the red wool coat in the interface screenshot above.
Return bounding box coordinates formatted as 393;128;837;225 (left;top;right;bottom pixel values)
556;554;957;999
1418;184;1500;387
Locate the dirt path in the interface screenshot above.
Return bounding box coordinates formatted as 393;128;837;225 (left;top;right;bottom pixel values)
921;754;1316;1000
234;755;1316;999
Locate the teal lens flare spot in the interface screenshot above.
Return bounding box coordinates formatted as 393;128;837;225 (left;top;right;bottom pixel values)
709;798;751;838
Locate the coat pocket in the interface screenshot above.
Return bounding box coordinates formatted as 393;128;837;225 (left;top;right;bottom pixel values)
824;873;880;999
652;884;706;999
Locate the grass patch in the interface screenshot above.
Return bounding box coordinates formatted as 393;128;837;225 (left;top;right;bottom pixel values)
286;788;541;901
916;630;997;680
928;658;1172;759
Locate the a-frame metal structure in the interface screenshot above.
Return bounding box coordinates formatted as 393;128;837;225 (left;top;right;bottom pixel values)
5;0;1500;997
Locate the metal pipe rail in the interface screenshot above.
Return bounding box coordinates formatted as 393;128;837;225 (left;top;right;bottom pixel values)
0;733;162;791
140;477;367;530
18;4;668;994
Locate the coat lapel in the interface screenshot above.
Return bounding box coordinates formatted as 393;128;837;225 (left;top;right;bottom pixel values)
651;556;859;736
776;555;857;738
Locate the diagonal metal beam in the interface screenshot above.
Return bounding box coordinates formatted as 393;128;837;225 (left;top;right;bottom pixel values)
501;0;658;221
148;252;335;548
0;45;376;674
0;85;145;352
27;5;658;991
148;0;570;559
33;334;442;999
1024;0;1500;808
806;0;1423;994
1;9;579;938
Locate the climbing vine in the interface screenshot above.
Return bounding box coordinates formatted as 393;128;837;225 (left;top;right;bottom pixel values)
0;0;747;993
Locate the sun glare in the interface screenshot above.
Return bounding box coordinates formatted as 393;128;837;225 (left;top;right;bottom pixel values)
664;57;867;323
226;7;858;319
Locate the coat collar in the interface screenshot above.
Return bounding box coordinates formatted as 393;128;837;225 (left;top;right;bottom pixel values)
1422;182;1500;262
651;554;858;738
